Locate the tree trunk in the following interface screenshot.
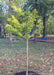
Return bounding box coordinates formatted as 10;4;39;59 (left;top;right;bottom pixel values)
34;0;38;42
9;0;12;45
34;20;37;43
43;16;46;37
4;28;6;38
3;24;6;38
26;39;28;75
9;32;12;46
0;24;1;37
34;34;36;42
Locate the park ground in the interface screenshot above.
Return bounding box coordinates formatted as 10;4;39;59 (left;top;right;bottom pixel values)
0;39;54;75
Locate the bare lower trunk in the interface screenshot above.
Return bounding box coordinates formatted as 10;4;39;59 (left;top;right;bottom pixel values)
3;24;6;38
26;39;28;75
43;16;46;37
4;29;6;38
9;32;12;46
0;25;1;37
34;34;36;43
34;19;37;43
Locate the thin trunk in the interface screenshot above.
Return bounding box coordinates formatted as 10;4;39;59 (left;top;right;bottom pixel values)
9;32;12;46
0;25;1;37
26;39;28;75
43;16;46;37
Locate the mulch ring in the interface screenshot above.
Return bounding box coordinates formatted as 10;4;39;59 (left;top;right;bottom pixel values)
29;36;54;43
14;71;41;75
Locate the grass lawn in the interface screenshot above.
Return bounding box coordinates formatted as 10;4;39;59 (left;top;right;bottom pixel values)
0;39;54;75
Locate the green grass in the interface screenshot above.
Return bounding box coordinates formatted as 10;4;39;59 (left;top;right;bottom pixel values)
0;39;54;75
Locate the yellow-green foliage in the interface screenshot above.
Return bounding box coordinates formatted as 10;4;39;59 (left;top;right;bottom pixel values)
6;5;39;39
38;19;43;33
47;16;54;34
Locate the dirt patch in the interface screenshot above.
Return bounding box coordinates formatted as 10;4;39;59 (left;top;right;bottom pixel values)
14;71;41;75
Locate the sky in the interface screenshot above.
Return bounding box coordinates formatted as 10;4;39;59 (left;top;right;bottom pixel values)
0;0;9;15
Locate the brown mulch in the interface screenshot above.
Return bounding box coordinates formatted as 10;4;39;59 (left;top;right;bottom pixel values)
29;37;54;43
14;71;41;75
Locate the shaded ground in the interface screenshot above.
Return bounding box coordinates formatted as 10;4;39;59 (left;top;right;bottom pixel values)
0;39;54;75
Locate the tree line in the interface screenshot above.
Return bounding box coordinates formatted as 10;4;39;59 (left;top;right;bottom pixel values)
0;0;54;39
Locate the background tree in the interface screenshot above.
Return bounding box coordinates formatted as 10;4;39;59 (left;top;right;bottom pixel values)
0;0;7;38
47;15;54;34
23;0;54;39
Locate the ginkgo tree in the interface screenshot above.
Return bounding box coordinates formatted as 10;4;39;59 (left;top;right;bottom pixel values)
6;5;39;75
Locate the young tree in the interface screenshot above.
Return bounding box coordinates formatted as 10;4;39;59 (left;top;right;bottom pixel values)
6;5;39;75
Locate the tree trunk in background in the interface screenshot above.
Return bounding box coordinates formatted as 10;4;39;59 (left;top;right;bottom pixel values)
34;0;38;42
34;20;37;43
43;16;46;37
9;0;12;45
26;39;28;75
34;0;38;43
0;24;1;37
34;33;36;42
3;25;6;38
9;32;12;46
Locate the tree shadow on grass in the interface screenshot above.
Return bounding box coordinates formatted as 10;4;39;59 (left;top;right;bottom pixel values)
14;71;41;75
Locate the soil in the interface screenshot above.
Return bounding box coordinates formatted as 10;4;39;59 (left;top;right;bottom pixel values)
14;71;41;75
